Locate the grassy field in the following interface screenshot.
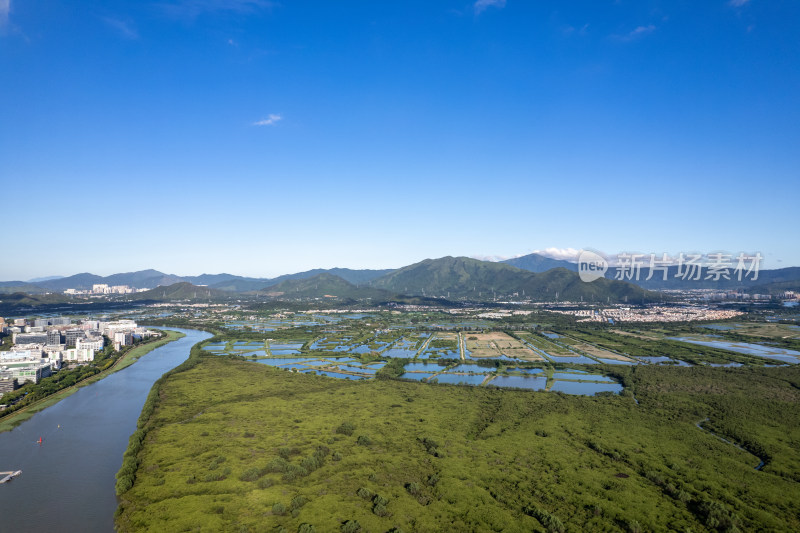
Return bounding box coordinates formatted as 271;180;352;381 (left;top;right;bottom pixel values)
116;355;800;532
0;329;185;434
557;328;779;366
517;332;573;356
465;332;540;360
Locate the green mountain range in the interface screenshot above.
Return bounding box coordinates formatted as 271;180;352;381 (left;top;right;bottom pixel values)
369;256;655;302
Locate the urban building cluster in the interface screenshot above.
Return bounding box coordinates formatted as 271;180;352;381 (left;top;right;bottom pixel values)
63;284;149;296
0;316;153;393
549;306;744;323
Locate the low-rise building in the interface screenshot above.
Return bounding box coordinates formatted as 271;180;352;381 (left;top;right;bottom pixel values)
1;347;45;361
47;329;63;346
0;361;52;384
13;332;48;345
64;329;85;347
113;331;133;349
76;337;103;351
0;374;18;394
62;348;94;363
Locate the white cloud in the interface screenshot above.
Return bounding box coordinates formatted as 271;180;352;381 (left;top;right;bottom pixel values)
630;24;656;36
471;254;512;262
104;17;138;39
532;248;582;262
613;24;656;41
253;114;282;126
0;0;10;31
474;0;506;15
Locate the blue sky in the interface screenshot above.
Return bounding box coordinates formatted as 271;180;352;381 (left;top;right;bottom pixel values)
1;0;798;279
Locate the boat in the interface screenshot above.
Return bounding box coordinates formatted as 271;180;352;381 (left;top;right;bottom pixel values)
0;470;22;484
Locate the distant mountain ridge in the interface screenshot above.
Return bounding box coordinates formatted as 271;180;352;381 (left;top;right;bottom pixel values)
3;252;798;298
0;268;395;294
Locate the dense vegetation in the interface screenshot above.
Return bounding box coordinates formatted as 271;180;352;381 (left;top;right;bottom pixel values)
116;354;800;532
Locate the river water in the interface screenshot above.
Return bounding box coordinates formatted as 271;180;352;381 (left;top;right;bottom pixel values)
0;328;210;532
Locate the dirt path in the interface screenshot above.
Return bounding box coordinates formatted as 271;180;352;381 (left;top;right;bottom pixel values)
415;334;434;358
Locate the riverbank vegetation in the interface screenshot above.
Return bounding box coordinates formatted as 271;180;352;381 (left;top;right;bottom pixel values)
115;354;800;532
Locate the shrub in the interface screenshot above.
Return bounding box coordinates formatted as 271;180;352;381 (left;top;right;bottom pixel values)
356;435;372;446
340;520;362;533
314;445;330;458
373;503;389;517
290;495;309;511
301;455;321;472
272;502;286;516
283;464;308;482
420;437;441;457
209;455;226;470
356;487;374;500
240;467;263;482
524;506;565;533
266;457;290;473
405;482;420;496
335;422;355;436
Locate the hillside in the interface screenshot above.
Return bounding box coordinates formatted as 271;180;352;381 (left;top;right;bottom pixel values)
371;256;655;302
260;273;396;301
503;253;578;273
0;281;47;294
0;292;71;308
130;282;232;301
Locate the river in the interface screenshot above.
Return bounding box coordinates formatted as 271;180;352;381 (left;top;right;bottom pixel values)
0;328;210;532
